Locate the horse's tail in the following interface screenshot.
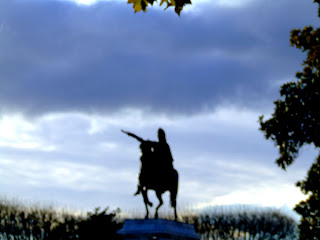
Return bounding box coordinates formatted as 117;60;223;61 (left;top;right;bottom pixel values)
170;169;179;208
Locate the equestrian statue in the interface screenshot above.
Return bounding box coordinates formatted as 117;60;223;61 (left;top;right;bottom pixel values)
121;128;179;220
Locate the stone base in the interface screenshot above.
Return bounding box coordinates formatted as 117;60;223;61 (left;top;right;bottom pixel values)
117;219;200;240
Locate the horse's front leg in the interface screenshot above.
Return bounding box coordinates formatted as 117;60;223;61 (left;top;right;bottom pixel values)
155;191;163;219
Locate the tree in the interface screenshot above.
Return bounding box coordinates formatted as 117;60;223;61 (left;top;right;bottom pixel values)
294;156;320;239
195;206;298;240
0;199;123;240
259;1;320;239
77;207;122;240
127;0;192;15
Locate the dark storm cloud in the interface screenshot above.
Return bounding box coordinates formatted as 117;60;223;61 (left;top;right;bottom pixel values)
0;0;318;116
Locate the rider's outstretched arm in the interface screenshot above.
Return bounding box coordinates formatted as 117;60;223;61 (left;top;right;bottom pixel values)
121;130;144;142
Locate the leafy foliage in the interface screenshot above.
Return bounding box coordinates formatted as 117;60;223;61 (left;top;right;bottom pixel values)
259;1;320;239
193;206;297;240
0;200;122;240
294;155;320;240
77;207;122;240
127;0;192;15
259;24;320;169
1;201;297;240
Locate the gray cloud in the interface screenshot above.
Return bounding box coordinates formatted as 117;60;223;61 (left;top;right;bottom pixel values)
0;0;318;117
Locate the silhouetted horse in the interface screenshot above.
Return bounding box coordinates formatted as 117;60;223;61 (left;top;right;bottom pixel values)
139;165;179;220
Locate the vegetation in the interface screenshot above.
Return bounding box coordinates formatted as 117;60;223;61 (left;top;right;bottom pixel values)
259;1;320;239
0;200;297;240
127;0;192;15
184;206;298;240
0;199;122;240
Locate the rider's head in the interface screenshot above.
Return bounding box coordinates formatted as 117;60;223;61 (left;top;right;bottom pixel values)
158;128;166;143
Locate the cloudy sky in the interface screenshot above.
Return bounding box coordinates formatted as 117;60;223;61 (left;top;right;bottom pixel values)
0;0;319;217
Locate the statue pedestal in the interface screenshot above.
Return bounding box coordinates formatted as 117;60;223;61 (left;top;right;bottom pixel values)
117;219;200;240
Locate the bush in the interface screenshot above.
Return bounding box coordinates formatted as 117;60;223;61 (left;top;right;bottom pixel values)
0;199;122;240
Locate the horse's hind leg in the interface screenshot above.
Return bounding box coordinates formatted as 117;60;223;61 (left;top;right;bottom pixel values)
171;171;178;220
170;190;178;220
142;189;152;219
173;202;177;221
155;191;163;219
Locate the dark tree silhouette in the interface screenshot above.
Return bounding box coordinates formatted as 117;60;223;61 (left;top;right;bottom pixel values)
0;200;122;240
195;206;297;240
77;207;122;240
1;200;298;239
294;156;320;239
259;1;320;239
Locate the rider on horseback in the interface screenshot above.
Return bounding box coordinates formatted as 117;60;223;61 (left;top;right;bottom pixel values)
121;128;175;195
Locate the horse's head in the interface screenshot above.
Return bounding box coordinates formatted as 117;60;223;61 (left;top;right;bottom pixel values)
140;142;153;155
